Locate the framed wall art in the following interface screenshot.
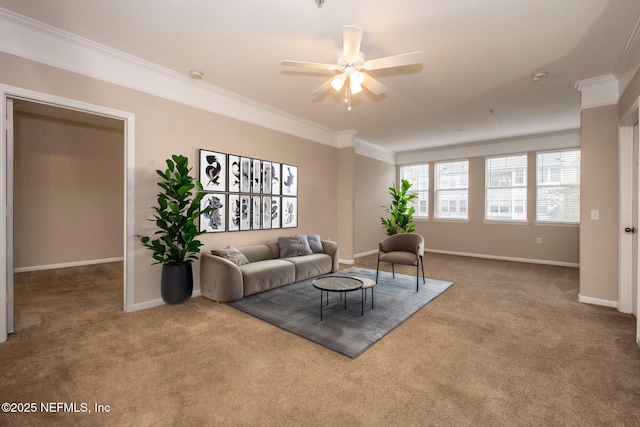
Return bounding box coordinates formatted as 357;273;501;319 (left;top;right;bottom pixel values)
228;154;241;193
251;159;262;194
198;149;297;232
261;196;272;230
271;196;281;228
200;150;226;192
228;194;251;231
240;157;251;193
282;164;298;196
200;193;226;233
282;197;298;228
262;161;272;195
271;162;281;195
251;195;262;229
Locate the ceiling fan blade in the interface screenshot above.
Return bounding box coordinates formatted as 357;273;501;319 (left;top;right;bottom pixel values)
362;74;387;96
311;78;334;97
363;51;425;71
343;25;363;58
280;60;338;71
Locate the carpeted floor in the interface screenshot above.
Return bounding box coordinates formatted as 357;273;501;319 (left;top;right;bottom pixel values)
1;253;640;426
229;267;453;358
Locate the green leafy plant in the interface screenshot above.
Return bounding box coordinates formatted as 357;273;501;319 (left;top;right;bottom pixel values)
138;154;214;265
381;179;419;235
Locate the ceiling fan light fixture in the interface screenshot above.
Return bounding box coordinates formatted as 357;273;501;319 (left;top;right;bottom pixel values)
331;74;346;91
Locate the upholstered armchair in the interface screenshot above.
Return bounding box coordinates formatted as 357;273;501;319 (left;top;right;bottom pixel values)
376;233;425;291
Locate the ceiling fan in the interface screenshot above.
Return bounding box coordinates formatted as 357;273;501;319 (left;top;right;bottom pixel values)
281;25;425;104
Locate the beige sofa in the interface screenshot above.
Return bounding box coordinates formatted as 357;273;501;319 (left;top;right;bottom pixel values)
200;236;339;302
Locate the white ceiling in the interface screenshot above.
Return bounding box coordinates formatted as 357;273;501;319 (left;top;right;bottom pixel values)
1;0;640;153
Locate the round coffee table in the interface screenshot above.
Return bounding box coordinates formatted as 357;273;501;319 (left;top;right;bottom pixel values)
312;276;363;321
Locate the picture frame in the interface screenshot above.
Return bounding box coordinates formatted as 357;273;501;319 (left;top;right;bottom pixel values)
270;196;281;229
271;162;281;195
252;159;262;194
261;196;272;230
240;157;251;193
282;196;298;228
262;161;272;195
200;150;226;192
227;194;241;232
251;195;262;229
282;164;298;196
228;154;241;193
239;195;251;230
200;193;226;233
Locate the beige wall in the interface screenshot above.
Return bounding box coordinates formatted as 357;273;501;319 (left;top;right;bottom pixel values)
13;108;124;269
354;154;395;255
1;53;339;304
406;152;580;265
579;104;620;302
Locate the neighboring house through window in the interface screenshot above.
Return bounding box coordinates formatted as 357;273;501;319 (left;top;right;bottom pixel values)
485;154;527;222
536;149;580;223
435;160;468;220
400;164;429;218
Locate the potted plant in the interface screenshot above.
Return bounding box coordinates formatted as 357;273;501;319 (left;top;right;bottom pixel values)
380;179;419;235
138;154;214;304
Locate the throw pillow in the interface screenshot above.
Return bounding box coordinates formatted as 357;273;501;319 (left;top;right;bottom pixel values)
211;246;250;266
278;235;313;258
305;234;324;253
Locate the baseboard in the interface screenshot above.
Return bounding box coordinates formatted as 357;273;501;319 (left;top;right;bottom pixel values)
339;258;355;265
578;294;618;308
14;257;125;273
426;249;580;268
131;289;202;312
354;250;378;258
354;248;579;268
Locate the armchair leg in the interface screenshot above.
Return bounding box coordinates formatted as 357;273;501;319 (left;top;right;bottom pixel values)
391;264;395;278
376;256;380;283
421;255;425;284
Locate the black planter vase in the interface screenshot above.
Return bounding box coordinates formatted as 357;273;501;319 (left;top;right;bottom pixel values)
161;263;193;305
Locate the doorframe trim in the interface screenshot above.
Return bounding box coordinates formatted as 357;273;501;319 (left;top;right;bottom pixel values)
0;84;136;343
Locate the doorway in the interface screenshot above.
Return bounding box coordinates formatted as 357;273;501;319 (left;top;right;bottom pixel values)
1;85;136;342
619;97;640;346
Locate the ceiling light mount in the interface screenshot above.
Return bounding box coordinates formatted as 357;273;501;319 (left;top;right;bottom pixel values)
189;70;203;80
315;0;325;8
532;71;548;81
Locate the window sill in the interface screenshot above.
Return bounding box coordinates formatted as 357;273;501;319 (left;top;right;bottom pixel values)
483;220;529;226
433;218;469;223
534;221;580;227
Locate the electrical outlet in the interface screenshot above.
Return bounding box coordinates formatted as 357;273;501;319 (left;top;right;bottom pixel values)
536;238;542;244
591;210;600;220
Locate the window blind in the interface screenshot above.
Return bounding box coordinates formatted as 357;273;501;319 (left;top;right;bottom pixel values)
435;160;468;220
536;149;580;223
486;154;527;221
400;164;429;218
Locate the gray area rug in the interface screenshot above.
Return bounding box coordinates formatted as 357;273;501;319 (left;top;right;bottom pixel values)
229;267;453;358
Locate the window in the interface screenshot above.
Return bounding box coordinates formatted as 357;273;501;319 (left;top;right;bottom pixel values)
536;149;580;223
400;164;429;218
435;160;468;220
485;154;527;221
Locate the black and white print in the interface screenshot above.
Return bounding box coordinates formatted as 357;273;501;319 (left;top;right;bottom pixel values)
200;150;226;192
228;154;241;193
200;193;226;233
282;164;298;196
282;197;297;228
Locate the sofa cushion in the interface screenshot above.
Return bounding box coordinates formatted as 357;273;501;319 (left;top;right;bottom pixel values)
239;259;296;295
305;234;324;253
282;253;333;282
278;235;313;257
238;244;274;263
211;246;249;266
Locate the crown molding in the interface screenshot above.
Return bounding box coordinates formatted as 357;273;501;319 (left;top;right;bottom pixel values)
0;8;340;147
574;75;619;110
354;138;396;164
395;129;580;164
614;14;640;95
